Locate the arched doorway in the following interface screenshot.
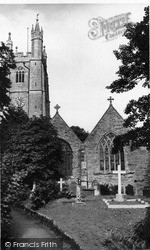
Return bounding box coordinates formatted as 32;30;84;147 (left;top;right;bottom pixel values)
59;139;73;178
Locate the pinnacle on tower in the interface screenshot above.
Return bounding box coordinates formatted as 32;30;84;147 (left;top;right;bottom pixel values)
43;45;47;58
31;14;43;58
35;14;40;32
31;14;43;39
31;24;34;33
6;32;13;50
8;32;11;41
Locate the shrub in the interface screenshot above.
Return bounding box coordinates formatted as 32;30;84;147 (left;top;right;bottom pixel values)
132;207;150;248
30;180;60;210
103;208;150;249
109;184;118;195
100;183;118;195
57;184;74;199
103;230;147;250
100;183;110;195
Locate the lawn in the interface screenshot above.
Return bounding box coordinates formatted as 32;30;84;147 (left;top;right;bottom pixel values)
38;196;147;250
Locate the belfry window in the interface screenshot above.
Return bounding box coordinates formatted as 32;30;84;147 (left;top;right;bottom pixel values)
16;70;24;83
99;132;125;172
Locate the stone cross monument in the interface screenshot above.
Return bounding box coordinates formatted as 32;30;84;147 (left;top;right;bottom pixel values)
113;165;126;202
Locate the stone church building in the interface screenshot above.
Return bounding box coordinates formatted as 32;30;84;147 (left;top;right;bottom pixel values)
7;17;149;196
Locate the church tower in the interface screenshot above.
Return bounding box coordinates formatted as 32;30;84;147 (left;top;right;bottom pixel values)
8;15;50;118
29;15;49;117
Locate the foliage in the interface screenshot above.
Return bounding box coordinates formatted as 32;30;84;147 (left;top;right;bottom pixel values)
71;125;89;142
0;105;29;154
57;184;73;199
1;112;63;233
105;8;149;248
5;116;63;209
133;207;150;248
5;116;62;181
107;6;149;92
100;183;118;195
104;208;150;250
31;180;60;210
103;230;147;250
1;106;29;237
106;6;149;151
100;183;110;195
112;119;150;153
0;42;16;113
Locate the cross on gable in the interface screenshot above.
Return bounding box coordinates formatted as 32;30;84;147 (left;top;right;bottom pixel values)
54;104;60;114
107;96;114;105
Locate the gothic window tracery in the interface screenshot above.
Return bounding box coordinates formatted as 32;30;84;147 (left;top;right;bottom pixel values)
16;66;24;83
99;132;125;172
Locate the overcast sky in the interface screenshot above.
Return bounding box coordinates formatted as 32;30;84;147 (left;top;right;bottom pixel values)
0;1;148;132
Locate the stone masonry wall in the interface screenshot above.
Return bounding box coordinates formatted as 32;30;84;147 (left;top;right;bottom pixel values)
84;104;150;195
84;105;127;182
51;112;82;179
126;147;150;195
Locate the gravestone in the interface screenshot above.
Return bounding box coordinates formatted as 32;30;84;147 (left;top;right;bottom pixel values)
68;181;76;197
74;178;85;205
58;178;65;192
76;183;82;201
126;184;134;196
81;161;88;188
93;182;100;196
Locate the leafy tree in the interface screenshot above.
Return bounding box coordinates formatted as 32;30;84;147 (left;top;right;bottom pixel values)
0;105;29;154
2;116;63;210
107;6;149;151
71;125;89;142
1;106;29;237
105;6;150;249
0;42;16;114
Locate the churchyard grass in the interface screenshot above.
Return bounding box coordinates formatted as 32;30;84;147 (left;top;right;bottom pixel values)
38;196;147;250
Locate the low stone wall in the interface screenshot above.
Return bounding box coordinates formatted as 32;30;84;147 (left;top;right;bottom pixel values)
23;205;83;250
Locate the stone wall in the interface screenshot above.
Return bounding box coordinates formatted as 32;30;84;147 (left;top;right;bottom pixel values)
83;104;150;195
51;112;82;179
84;104;127;181
126;147;150;195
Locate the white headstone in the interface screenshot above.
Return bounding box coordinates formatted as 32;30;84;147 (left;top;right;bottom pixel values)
94;184;100;196
58;178;65;192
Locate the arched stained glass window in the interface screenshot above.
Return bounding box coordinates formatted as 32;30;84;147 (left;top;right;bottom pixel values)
99;132;125;172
